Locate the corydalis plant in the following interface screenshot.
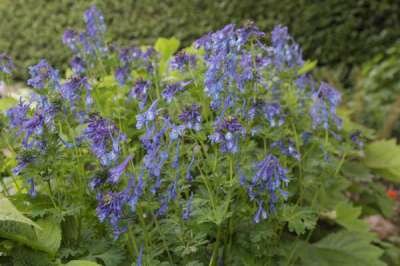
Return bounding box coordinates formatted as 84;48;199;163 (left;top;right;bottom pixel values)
5;6;355;265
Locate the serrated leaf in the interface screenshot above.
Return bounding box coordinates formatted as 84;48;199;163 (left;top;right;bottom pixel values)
363;139;400;182
335;202;369;232
0;198;40;228
64;260;100;266
282;206;318;235
298;231;386;266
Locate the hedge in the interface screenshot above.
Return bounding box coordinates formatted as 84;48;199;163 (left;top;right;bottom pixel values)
0;0;399;80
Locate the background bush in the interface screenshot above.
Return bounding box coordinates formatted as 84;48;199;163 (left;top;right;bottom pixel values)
1;0;399;81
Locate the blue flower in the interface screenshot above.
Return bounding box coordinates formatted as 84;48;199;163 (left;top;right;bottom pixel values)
169;124;185;140
0;53;15;75
136;246;143;266
129;79;151;109
84;115;126;166
84;5;106;39
115;66;130;85
7;99;29;129
157;179;178;216
108;155;133;184
245;154;289;223
178;104;202;131
170;51;196;71
60;76;90;106
270;25;303;68
136;100;158;129
127;172;144;212
271;140;300;160
27;59;60;89
209;116;246;153
62;29;80;52
263;103;284;127
70;56;86;74
162;81;190;103
27;178;37;198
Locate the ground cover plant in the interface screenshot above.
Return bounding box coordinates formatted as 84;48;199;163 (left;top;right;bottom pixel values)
0;5;399;266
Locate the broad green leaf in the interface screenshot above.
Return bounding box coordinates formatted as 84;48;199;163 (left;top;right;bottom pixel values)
64;260;100;266
363;139;400;182
335;202;369;232
0;198;40;228
0;97;17;111
282;206;318;235
34;218;62;255
298;60;317;75
298;231;385;266
155;37;180;74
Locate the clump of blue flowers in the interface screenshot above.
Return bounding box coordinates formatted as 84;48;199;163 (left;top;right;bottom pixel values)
5;6;353;265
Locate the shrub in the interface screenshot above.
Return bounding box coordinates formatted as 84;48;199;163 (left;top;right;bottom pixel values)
0;0;399;81
0;5;398;266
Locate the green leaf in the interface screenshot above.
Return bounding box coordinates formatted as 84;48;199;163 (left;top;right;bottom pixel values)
34;218;62;255
335;202;369;232
363;139;400;182
0;198;40;228
0;97;17;112
298;231;386;266
282;206;318;235
154;37;180;60
64;260;100;266
298;60;317;75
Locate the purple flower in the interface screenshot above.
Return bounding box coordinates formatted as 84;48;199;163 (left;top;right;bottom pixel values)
70;56;86;74
60;76;90;105
27;59;60;89
157;179;178;216
136;246;143;266
209;116;246;153
170;124;185;140
115;66;130;85
129;79;151;109
62;29;80;52
263;103;284;127
84;5;106;39
27;178;37;198
108;155;133;184
245;154;289;223
270;25;303;68
84;115;126;166
0;53;14;74
186;155;195;181
170;52;196;71
7;99;29;129
162;81;190;103
136;100;158;129
350;131;363;149
271;140;300;160
127;172;144;212
178;104;202;131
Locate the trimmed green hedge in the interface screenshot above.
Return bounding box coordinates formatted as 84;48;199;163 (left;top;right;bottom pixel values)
1;0;399;79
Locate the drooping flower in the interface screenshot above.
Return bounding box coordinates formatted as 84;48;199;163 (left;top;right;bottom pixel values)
27;178;37;198
6;99;29;129
169;124;185;140
129;79;151;109
127;172;144;212
70;56;86;74
84;115;126;166
170;51;196;71
84;5;106;39
209;116;246;153
263;103;285;127
178;104;202;131
270;25;303;68
107;155;133;184
0;53;15;74
271;140;300;160
115;66;130;85
245;154;289;223
350;130;364;149
60;76;90;106
162;81;190;103
136;100;159;129
27;59;60;89
62;29;80;52
157;179;178;216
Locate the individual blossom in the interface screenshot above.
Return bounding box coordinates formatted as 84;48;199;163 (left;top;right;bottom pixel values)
178;104;202;131
169;124;185;140
162;81;190;103
6;99;29;129
107;155;133;184
27;59;60;89
136;100;159;129
0;53;15;75
263;103;285;127
271;140;300;160
84;114;126;166
62;29;80;52
129;79;151;109
157;179;178;216
170;51;196;71
27;178;37;198
60;76;90;106
209;116;246;153
115;66;130;85
70;56;86;74
127;172;144;212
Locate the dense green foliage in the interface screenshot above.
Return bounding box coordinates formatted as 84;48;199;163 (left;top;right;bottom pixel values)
1;0;399;80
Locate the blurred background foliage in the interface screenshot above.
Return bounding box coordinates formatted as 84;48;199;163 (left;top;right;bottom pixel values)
0;0;399;84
